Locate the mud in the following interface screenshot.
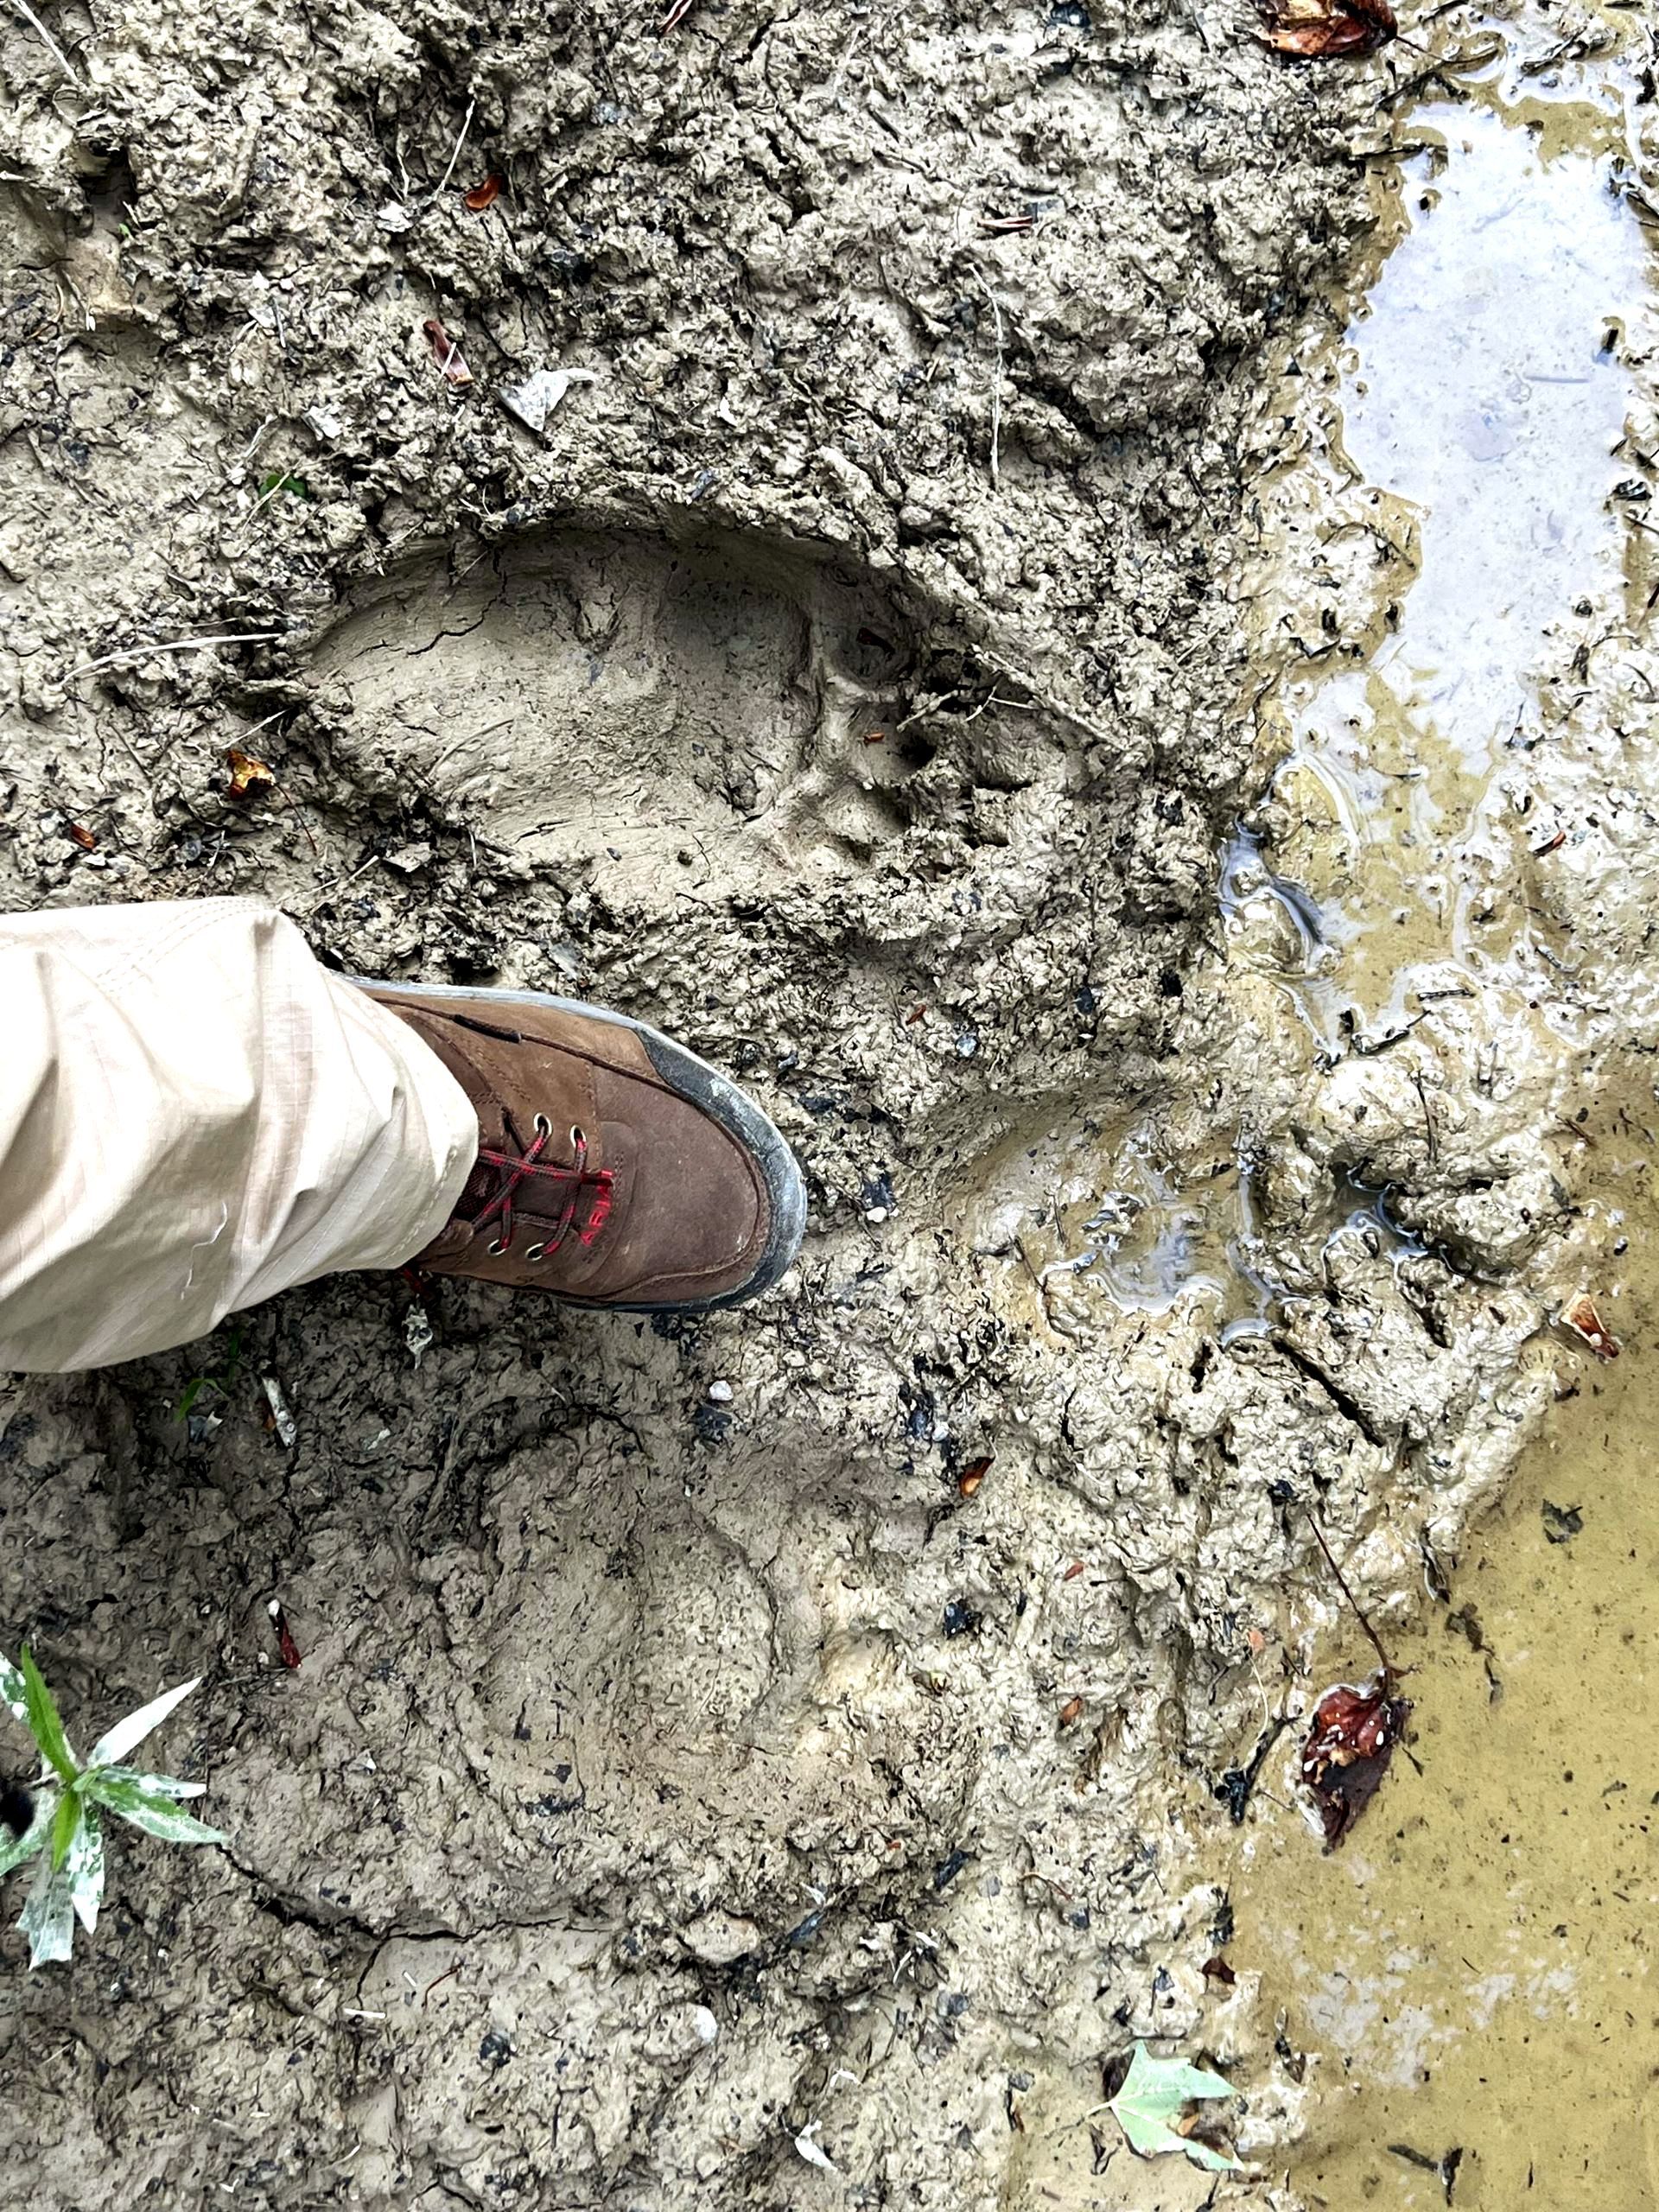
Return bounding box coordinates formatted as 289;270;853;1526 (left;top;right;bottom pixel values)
0;0;1656;2206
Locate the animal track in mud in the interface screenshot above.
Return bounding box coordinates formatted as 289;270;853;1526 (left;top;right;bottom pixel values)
311;526;953;900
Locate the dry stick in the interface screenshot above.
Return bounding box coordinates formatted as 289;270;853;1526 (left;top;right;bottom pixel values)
72;632;284;678
8;0;83;85
1304;1505;1397;1680
433;99;476;200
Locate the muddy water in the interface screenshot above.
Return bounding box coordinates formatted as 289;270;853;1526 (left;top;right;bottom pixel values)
1230;1213;1659;2209
1212;25;1659;2211
1194;21;1659;2212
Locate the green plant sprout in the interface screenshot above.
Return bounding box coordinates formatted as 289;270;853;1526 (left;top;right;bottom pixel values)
0;1648;225;1967
175;1325;243;1424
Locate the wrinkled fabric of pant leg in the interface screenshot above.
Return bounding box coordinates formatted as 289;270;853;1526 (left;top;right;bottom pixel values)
0;897;478;1373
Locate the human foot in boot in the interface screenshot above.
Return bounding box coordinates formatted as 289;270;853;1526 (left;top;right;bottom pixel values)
359;981;805;1311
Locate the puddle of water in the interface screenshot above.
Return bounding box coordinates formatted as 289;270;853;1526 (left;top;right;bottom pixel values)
1260;82;1646;1034
1221;1103;1659;2209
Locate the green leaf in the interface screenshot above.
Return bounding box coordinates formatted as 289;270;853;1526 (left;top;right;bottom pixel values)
174;1376;207;1421
0;1650;27;1727
0;1786;54;1878
19;1849;75;1967
86;1677;201;1771
65;1801;104;1934
86;1765;205;1802
89;1773;225;1847
1107;2043;1242;2174
50;1787;79;1870
257;469;309;500
18;1647;77;1783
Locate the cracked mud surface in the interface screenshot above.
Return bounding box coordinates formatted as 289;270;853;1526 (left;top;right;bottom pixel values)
2;0;1656;2205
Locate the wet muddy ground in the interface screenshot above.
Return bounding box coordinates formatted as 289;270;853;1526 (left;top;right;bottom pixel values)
1;0;1657;2205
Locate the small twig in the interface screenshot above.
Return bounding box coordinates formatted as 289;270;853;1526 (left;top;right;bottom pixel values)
8;0;84;85
71;632;284;678
433;99;476;200
296;851;380;916
1305;1505;1396;1679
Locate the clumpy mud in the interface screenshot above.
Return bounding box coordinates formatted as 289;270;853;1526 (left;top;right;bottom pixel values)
1;0;1656;2205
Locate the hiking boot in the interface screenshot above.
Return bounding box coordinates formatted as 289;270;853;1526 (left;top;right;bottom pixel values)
355;980;806;1311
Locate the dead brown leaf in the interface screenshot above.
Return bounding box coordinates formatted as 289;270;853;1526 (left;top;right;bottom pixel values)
1262;0;1395;56
1560;1290;1620;1361
462;174;503;213
957;1456;992;1498
226;747;276;802
66;822;97;851
1300;1675;1410;1848
422;316;474;387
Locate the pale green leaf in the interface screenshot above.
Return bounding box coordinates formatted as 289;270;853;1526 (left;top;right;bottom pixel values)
86;1677;201;1772
85;1766;205;1801
19;1848;75;1967
18;1646;76;1782
1107;2043;1241;2174
0;1786;54;1878
65;1802;103;1934
0;1650;26;1726
91;1773;226;1847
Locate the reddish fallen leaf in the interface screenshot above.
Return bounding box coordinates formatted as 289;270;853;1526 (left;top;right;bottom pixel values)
1300;1675;1410;1848
957;1455;992;1498
1560;1290;1620;1361
1202;1955;1237;1986
1262;0;1395;56
67;822;97;851
268;1600;302;1670
462;173;503;213
226;747;276;801
422;316;474;388
1062;1559;1086;1582
905;1005;929;1025
862;729;887;745
1058;1694;1084;1728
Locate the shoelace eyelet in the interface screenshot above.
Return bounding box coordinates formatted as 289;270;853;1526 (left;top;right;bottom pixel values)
487;1236;511;1256
524;1242;547;1262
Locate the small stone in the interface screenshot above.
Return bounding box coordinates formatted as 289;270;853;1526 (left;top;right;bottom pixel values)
707;1380;734;1404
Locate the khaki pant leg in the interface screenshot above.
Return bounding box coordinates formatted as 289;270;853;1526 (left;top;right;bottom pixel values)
0;897;477;1372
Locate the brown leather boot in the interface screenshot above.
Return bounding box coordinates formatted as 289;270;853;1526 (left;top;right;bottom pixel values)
354;981;806;1311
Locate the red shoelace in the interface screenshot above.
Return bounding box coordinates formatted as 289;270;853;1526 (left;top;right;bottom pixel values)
467;1115;614;1260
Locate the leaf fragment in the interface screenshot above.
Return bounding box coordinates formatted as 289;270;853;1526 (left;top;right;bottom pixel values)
1300;1674;1410;1848
226;747;276;801
422;316;474;387
462;173;503;212
957;1455;992;1497
1560;1290;1619;1360
1106;2043;1241;2172
1262;0;1395;55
